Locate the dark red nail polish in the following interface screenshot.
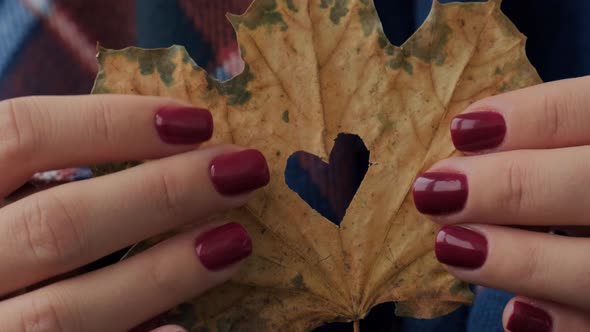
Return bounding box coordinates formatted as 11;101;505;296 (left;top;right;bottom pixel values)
210;150;270;196
451;111;506;152
507;302;553;332
413;172;468;215
435;226;487;269
155;106;213;144
195;223;252;271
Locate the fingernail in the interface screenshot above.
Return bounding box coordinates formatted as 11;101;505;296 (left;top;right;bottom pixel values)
195;223;252;271
413;172;468;215
155;106;213;144
507;301;552;332
451;111;506;152
435;226;487;269
210;150;270;196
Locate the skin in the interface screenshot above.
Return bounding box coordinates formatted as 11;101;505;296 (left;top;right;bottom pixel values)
4;74;590;331
0;95;261;331
418;76;590;331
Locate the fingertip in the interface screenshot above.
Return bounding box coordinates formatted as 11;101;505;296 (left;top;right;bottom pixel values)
194;222;252;272
450;110;507;153
209;149;270;197
503;297;553;332
434;225;488;270
502;298;516;328
412;171;468;216
149;324;187;332
154;105;214;145
412;157;470;217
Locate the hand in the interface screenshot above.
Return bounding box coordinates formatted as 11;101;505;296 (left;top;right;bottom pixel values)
412;76;590;332
0;95;269;332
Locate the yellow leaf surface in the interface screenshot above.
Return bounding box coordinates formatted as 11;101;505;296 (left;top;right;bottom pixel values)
92;0;541;330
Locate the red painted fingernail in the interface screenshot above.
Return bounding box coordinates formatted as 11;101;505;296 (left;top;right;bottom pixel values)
435;226;487;269
413;172;468;215
451;111;506;152
195;223;252;271
507;301;553;332
210;150;270;196
155;106;213;144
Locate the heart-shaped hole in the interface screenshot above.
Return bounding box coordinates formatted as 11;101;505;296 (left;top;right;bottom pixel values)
285;133;370;226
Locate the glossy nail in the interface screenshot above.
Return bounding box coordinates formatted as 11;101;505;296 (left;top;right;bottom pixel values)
451;111;506;152
413;172;468;215
507;302;552;332
155;106;213;144
435;226;487;269
195;223;252;271
210;149;270;196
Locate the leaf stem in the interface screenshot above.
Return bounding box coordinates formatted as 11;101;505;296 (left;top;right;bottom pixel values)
353;321;360;332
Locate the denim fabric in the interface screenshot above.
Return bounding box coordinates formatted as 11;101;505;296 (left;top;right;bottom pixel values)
0;0;36;77
468;289;514;332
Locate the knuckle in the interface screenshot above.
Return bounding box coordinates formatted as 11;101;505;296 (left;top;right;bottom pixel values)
514;245;543;287
142;253;181;298
0;98;37;162
501;159;527;215
149;171;186;217
19;291;68;332
539;94;563;141
19;194;84;266
88;99;116;145
539;90;581;142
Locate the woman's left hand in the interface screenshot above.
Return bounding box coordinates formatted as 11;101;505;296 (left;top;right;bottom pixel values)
413;76;590;332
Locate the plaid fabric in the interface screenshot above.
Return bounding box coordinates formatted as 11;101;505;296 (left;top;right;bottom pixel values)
0;0;251;182
0;0;246;100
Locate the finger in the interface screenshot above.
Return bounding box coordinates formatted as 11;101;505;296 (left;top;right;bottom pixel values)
434;225;590;311
0;95;212;197
413;146;590;226
450;76;590;153
150;326;187;332
0;223;252;332
0;146;269;295
503;297;590;332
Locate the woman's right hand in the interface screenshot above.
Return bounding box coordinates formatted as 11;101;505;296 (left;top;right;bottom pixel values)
0;95;269;332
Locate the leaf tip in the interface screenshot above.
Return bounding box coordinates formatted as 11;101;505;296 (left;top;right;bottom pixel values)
227;12;243;30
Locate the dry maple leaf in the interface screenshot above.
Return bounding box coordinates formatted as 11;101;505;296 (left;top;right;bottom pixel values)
91;0;541;330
